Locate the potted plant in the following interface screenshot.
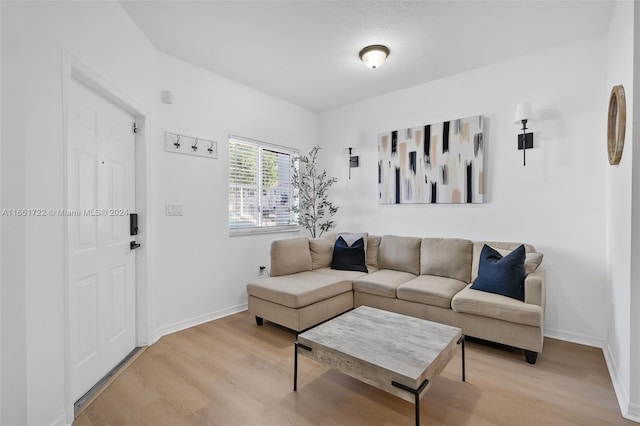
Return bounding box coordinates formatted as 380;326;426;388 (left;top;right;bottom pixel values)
291;146;339;238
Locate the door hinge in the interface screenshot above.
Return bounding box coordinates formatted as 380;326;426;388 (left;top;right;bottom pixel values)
132;122;138;134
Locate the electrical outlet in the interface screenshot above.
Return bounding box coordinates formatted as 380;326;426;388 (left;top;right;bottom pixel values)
258;265;266;276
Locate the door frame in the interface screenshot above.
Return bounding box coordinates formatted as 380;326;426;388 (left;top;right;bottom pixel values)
61;50;152;422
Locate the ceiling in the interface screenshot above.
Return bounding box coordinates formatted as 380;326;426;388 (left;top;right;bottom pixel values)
121;1;615;112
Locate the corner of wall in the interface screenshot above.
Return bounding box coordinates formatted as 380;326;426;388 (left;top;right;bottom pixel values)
604;0;636;421
543;328;605;348
603;341;631;420
0;0;3;422
50;412;71;426
0;2;28;424
0;0;3;421
152;303;248;343
630;0;640;418
627;403;640;423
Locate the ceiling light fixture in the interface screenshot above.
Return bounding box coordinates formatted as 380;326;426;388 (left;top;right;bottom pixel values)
359;45;390;69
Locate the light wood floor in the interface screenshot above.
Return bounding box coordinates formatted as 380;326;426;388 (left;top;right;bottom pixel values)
75;311;633;425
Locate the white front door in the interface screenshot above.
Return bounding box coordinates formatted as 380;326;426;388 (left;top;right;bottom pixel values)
67;78;137;403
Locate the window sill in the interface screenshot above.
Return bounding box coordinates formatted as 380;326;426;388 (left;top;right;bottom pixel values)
229;226;300;237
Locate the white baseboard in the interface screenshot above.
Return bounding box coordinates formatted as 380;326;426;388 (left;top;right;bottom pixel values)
50;411;70;426
49;305;249;426
603;342;630;419
543;331;640;423
627;403;640;423
543;327;605;348
152;303;248;342
603;342;640;423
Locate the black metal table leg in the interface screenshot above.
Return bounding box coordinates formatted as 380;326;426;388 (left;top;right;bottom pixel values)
391;379;429;426
294;341;299;391
457;335;466;382
293;341;312;392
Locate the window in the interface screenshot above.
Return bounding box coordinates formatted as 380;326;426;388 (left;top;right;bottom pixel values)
229;136;298;235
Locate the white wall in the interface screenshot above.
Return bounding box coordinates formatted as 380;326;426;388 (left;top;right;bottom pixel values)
604;0;636;421
318;36;609;345
1;2;28;424
0;1;635;424
0;2;316;424
1;1;159;424
623;2;640;422
628;2;640;419
152;54;315;336
0;2;3;421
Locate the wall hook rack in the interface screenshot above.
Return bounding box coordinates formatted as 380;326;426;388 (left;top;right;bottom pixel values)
165;131;217;159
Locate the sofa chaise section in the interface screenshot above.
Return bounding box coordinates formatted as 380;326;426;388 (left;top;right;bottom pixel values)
247;272;353;332
246;236;354;331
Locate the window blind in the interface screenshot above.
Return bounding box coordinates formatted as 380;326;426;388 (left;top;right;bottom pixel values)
228;136;298;235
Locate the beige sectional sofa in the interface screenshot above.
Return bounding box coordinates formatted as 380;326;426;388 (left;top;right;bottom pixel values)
246;234;545;364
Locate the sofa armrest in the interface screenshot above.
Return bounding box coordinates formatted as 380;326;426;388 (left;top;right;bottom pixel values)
524;267;545;308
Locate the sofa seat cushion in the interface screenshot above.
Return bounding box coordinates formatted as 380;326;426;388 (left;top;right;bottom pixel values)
397;275;468;309
315;267;372;280
353;269;416;298
247;271;351;309
451;284;542;327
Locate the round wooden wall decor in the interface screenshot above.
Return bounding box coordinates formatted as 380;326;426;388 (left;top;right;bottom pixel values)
607;85;626;165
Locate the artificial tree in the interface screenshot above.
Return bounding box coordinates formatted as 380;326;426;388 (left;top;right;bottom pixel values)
291;145;339;238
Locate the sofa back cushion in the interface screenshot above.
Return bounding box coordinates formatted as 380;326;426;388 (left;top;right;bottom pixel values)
270;236;312;277
378;235;421;275
366;235;382;270
309;238;334;270
471;241;542;281
421;238;473;282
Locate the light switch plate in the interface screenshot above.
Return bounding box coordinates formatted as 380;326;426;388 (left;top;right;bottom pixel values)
165;203;183;216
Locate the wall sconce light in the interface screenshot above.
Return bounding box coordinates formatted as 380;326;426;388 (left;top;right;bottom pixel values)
347;147;359;179
513;101;534;166
359;45;390;69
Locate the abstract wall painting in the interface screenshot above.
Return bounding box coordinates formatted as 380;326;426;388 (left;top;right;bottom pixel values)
378;115;485;204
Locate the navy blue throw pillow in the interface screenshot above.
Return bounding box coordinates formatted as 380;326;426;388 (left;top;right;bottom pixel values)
331;236;368;273
471;244;526;301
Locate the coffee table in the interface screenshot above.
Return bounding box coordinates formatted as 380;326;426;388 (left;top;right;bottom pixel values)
294;306;465;426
